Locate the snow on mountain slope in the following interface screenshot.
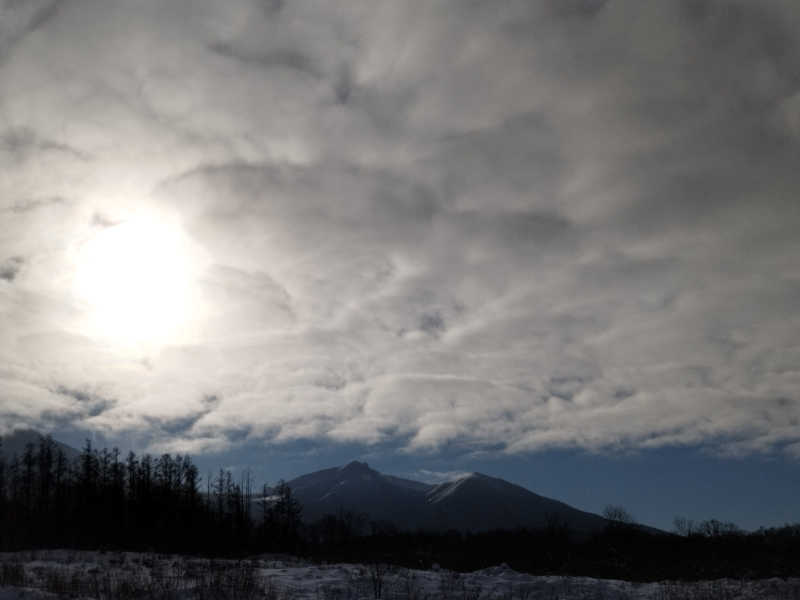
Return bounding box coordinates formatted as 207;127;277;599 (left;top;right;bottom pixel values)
426;472;476;503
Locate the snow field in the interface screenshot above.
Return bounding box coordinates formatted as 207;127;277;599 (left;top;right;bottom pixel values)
1;550;799;600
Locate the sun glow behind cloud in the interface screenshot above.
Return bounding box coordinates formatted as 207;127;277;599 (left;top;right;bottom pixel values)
1;0;799;466
70;215;205;349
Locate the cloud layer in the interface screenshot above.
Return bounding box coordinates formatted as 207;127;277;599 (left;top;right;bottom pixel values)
1;0;799;458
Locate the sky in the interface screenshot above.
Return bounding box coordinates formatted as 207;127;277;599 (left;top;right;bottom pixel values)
1;0;799;532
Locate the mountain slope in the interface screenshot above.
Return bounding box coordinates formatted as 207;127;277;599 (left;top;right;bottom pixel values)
0;429;79;462
288;461;611;534
422;472;608;533
288;461;429;528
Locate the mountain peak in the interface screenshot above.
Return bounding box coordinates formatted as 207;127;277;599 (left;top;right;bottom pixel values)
340;460;371;472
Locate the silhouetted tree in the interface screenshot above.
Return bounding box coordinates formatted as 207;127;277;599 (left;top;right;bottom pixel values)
697;518;741;537
266;480;302;552
603;504;635;526
673;515;696;536
0;439;6;524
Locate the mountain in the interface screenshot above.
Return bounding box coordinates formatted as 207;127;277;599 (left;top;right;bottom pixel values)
422;471;610;533
287;461;611;535
0;429;79;462
287;461;428;528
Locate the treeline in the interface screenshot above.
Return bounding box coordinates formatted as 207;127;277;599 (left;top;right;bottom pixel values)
2;438;799;580
302;513;800;581
0;436;300;555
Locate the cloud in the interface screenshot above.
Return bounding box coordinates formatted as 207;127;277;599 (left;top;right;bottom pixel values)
0;0;799;460
0;0;64;63
0;256;24;282
6;196;68;214
209;42;320;79
0;127;89;163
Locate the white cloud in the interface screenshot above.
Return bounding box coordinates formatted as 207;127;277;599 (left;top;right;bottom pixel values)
1;0;799;459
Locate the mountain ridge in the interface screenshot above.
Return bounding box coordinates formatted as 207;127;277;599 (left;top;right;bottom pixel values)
287;460;615;535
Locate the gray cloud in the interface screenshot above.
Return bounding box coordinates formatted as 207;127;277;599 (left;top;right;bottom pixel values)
45;385;115;422
419;312;445;338
0;0;63;62
0;0;798;458
7;196;68;214
209;42;320;79
0;256;24;282
143;394;221;438
90;212;119;228
1;127;89;163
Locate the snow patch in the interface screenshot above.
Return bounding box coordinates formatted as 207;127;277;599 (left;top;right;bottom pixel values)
426;472;476;503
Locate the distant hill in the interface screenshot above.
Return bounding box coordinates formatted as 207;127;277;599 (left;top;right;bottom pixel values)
286;460;613;535
0;429;79;462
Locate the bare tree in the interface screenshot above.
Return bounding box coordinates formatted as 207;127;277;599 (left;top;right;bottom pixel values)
368;561;387;600
697;518;741;537
603;504;635;526
673;515;696;537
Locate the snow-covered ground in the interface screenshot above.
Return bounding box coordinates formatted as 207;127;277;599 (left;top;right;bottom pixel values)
1;550;799;600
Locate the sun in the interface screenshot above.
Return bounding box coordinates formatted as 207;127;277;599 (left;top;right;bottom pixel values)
72;215;203;348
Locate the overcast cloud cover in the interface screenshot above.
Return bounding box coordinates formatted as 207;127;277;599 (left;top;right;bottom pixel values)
1;0;800;461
